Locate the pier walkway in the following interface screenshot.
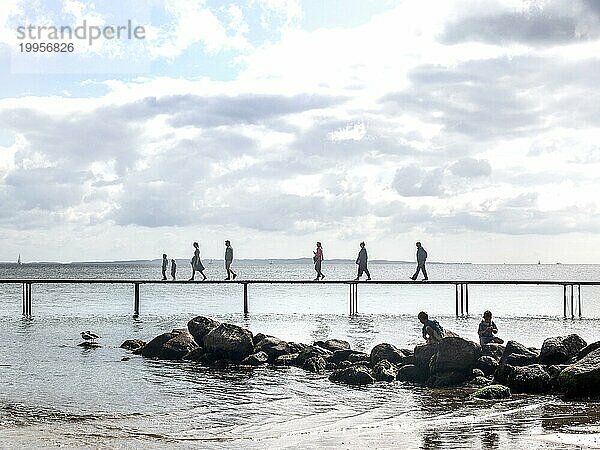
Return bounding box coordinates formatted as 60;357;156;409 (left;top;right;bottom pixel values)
0;278;589;319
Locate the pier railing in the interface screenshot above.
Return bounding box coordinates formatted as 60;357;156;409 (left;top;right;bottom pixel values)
0;278;590;319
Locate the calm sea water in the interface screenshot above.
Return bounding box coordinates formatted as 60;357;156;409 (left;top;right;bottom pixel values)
2;262;600;449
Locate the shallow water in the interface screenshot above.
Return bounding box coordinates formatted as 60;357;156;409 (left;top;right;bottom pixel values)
1;262;600;448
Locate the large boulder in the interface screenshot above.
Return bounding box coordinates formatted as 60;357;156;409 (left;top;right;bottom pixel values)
505;364;551;393
296;346;333;366
329;366;375;385
255;337;291;359
187;316;220;344
559;347;600;398
373;360;398;382
427;371;470;387
370;343;409;366
314;339;351;352
397;364;427;383
141;330;198;360
475;356;499;377
203;323;254;361
577;341;600;360
499;341;538;367
473;384;511;400
539;334;587;365
430;337;481;375
414;344;437;373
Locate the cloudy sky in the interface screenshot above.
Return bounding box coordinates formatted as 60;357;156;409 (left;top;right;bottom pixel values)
1;0;600;263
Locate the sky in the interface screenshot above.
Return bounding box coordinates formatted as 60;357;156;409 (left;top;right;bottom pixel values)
1;0;600;263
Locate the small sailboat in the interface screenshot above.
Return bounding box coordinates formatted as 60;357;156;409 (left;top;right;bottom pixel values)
17;254;22;265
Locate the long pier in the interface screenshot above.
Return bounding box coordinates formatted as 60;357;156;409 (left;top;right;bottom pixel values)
0;279;590;319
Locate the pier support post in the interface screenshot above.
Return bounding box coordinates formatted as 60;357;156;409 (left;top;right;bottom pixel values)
563;285;567;319
570;284;574;319
465;283;469;316
22;282;32;317
454;283;469;317
243;283;249;316
455;284;459;317
578;284;582;318
133;283;140;318
349;283;358;315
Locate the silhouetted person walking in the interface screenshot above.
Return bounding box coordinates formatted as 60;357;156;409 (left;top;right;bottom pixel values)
410;242;428;281
189;242;207;281
354;241;371;281
171;259;177;280
161;254;168;281
224;240;237;280
313;242;324;281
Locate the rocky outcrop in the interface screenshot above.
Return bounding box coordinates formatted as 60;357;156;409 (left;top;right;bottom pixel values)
330;350;369;366
559;348;600;398
314;339;350;352
187;316;220;344
370;343;410;366
539;334;586;365
473;384;511;400
329;366;375;385
302;356;326;374
397;364;427;383
499;341;538;367
481;343;505;360
373;360;398;382
413;343;437;376
203;324;254;362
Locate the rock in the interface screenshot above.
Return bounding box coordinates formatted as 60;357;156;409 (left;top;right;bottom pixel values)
187;316;220;344
481;343;505;360
272;353;298;366
370;343;409;366
539;334;587;365
255;337;291;359
468;376;492;387
252;333;271;346
429;337;481;375
302;356;326;374
288;342;308;354
242;351;269;366
120;339;146;352
78;342;101;348
141;332;176;358
396;364;427;383
472;368;485;378
330;350;369;365
121;357;130;361
559;348;600;398
577;341;600;360
473;384;511;400
475;356;499;377
499;341;538;367
203;323;254;362
373;360;398;382
182;347;205;361
329;366;375;385
314;339;351;352
427;371;469;387
213;359;232;369
296;346;333;366
141;331;198;360
506;364;551;393
414;344;438;375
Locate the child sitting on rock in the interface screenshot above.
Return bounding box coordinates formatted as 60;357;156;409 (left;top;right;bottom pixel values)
478;310;504;346
418;311;445;344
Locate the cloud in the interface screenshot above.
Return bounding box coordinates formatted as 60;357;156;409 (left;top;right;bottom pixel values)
441;0;600;46
392;165;444;197
450;158;491;178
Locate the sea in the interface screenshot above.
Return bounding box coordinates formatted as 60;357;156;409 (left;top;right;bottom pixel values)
2;261;600;449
